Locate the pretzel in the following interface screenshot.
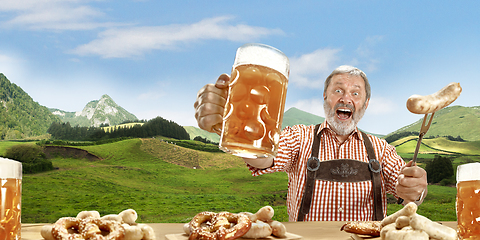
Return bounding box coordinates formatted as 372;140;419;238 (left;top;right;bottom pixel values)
188;211;252;240
45;209;150;240
340;221;381;236
51;217;84;240
51;217;125;240
80;217;125;240
217;212;251;240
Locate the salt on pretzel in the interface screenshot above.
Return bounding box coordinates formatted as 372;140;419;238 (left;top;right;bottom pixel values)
52;217;125;240
44;209;152;240
188;211;252;240
80;217;125;240
51;217;84;240
406;82;462;114
341;221;381;237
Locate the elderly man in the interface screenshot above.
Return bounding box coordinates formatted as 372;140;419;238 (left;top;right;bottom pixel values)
194;65;427;222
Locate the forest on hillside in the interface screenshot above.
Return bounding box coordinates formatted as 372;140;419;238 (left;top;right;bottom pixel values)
47;116;190;141
1;73;60;140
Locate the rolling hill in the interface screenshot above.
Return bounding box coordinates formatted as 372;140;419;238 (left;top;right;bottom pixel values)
185;107;384;142
386;105;480;141
0;73;60;139
14;136;473;223
184;107;324;142
281;107;325;129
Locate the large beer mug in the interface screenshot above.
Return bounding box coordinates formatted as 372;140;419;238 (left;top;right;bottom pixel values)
219;43;289;159
456;163;480;239
0;158;22;240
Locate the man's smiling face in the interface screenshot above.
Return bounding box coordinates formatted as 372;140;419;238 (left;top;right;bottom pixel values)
323;73;369;136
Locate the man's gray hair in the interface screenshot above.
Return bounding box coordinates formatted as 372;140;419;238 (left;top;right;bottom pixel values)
324;65;371;100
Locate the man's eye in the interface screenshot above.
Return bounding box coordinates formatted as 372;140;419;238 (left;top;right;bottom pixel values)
335;89;341;93
353;92;359;96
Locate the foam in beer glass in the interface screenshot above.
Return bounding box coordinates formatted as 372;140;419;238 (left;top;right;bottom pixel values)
0;157;22;240
219;43;289;159
456;162;480;240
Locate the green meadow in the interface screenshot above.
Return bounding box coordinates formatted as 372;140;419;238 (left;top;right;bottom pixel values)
2;135;480;223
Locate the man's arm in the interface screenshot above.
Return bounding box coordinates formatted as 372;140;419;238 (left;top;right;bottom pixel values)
243;156;274;169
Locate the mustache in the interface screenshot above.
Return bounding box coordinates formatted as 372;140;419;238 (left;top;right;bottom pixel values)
334;103;355;112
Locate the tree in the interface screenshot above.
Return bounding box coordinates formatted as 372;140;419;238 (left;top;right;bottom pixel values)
425;155;454;184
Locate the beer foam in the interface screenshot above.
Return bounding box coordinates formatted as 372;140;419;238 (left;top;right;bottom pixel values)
0;157;22;179
233;43;290;78
457;162;480;182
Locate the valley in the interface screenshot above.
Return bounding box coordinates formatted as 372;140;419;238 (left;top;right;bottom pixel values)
2;134;479;223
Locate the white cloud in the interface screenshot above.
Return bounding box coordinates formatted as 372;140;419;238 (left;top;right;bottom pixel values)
0;0;125;30
289;48;341;89
0;54;15;63
69;16;284;58
355;35;384;72
366;96;396;115
286;98;325;117
138;91;164;101
136;109;197;127
287;36;385;90
0;53;26;83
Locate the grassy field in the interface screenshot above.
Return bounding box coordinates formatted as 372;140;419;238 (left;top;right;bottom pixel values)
0;141;35;155
3;135;478;223
20;139;289;223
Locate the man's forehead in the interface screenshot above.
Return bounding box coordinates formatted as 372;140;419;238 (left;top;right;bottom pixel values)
330;73;365;88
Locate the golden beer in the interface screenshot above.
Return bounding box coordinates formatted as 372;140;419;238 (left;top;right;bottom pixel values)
0;158;22;240
219;43;289;159
457;180;480;239
457;163;480;240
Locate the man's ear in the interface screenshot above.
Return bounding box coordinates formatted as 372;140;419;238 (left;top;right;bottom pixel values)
364;98;370;109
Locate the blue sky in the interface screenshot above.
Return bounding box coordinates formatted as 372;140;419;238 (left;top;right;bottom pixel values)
1;0;479;135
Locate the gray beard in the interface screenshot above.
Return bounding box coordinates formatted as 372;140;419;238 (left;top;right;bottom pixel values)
324;100;366;136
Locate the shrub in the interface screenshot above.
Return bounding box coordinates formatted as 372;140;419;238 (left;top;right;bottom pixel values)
425;155;454;184
4;144;54;174
439;176;456;186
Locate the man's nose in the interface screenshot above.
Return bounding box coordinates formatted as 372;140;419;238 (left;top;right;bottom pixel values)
339;94;353;104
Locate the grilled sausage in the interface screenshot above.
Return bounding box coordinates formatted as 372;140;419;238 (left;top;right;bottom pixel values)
406;82;462;114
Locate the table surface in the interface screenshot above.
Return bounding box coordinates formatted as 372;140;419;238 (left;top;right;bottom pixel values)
21;221;458;240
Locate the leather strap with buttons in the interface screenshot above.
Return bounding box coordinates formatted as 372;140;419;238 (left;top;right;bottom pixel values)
296;124;384;221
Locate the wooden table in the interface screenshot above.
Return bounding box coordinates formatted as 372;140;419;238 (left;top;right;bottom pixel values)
21;222;458;240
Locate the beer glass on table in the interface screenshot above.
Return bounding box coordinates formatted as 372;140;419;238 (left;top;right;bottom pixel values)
0;158;22;240
456;162;480;240
217;43;289;159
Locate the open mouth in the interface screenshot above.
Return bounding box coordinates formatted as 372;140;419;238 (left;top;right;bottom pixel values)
336;108;353;121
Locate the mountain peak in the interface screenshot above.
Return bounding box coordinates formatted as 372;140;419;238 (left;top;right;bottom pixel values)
51;94;138;127
101;94;112;100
